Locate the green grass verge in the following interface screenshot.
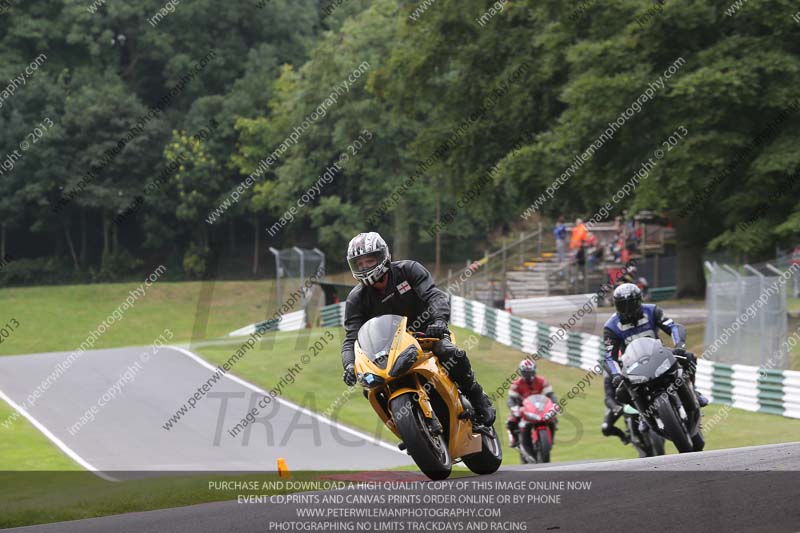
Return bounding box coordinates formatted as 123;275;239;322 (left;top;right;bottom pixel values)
0;471;338;529
0;280;282;356
789;297;800;314
0;401;79;471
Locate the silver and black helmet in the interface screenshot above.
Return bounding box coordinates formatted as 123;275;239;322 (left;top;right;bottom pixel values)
346;232;391;286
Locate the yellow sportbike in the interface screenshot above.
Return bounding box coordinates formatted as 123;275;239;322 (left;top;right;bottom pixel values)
354;314;502;480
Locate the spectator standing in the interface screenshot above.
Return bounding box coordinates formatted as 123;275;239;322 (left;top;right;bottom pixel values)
585;231;602;269
570;218;587;250
570;218;588;271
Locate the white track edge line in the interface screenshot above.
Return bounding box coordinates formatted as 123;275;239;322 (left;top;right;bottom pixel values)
0;386;118;482
167;346;406;455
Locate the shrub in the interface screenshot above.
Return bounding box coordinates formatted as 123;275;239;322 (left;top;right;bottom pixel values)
183;243;210;279
0;257;83;286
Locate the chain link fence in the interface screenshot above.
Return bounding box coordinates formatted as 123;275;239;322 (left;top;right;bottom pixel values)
770;252;800;298
269;247;325;309
703;261;790;369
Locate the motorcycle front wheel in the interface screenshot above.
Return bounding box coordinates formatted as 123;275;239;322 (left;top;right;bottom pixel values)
520;428;537;463
654;396;693;453
390;394;452;480
536;428;551;463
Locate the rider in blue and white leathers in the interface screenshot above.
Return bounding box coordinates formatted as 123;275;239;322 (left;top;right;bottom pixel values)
600;283;707;443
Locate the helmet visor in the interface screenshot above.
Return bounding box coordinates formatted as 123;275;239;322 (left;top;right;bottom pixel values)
348;250;387;277
615;297;641;318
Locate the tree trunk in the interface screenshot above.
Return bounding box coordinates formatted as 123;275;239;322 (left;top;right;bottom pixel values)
112;221;119;255
202;222;209;248
102;214;110;269
392;197;411;260
676;242;705;297
79;210;87;266
671;218;709;298
434;188;441;278
229;219;236;252
252;213;260;275
65;225;80;271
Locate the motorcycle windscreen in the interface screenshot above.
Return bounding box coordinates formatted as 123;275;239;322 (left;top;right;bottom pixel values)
357;314;404;363
523;394;550;414
621;337;676;380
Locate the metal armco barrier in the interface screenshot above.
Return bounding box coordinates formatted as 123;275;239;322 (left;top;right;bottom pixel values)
227;309;307;336
319;302;346;328
505;294;597;316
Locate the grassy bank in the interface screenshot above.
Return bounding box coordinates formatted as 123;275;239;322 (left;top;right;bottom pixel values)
0;471;335;529
0;280;282;356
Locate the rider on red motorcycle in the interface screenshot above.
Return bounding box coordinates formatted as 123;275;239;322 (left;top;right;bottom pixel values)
506;359;558;448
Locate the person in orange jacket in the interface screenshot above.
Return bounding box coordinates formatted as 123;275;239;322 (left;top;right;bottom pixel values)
569;218;587;250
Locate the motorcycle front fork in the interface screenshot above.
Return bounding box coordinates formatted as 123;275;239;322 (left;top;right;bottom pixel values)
627;387;650;425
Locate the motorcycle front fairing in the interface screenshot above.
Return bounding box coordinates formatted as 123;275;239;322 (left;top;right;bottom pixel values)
622;337;701;439
621;338;676;437
353;314;483;459
356;315;405;370
520;394;556;443
620;337;677;385
521;394;556;423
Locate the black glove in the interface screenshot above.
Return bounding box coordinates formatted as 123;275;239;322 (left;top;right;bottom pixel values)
343;363;356;386
425;319;448;339
674;348;697;375
611;374;624;390
687;352;698;374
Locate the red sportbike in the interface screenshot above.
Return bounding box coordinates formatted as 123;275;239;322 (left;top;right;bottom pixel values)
516;394;558;464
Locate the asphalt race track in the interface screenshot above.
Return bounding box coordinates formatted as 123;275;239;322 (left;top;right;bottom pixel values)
0;345;412;477
507;440;799;471
521;303;707;336
11;442;800;532
2;345;798;532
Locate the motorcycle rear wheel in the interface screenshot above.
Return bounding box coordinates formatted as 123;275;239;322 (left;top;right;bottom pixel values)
640;430;666;457
626;417;649;458
390;394;452;480
462;427;502;475
650;432;666;456
691;431;705;452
